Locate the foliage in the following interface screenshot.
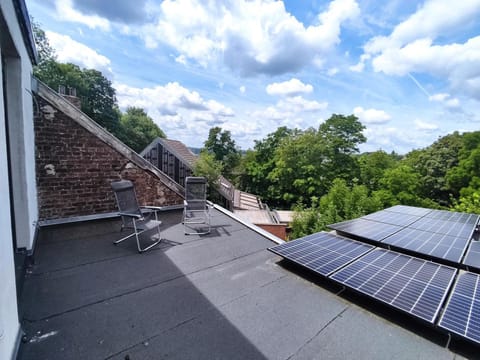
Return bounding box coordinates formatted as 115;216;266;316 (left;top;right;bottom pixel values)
118;107;166;152
453;191;480;214
193;151;223;188
290;179;382;239
357;150;398;191
404;132;463;205
32;20;121;135
203;127;240;179
193;151;225;203
268;114;366;207
238;127;294;203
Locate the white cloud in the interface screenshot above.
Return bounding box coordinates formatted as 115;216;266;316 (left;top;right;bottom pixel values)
115;82;234;140
327;67;339;76
429;92;461;109
53;0;110;30
278;96;328;112
353;106;391;124
363;0;480;100
46;31;113;78
266;78;314;96
137;0;360;75
349;54;371;72
414;119;439;131
429;93;450;102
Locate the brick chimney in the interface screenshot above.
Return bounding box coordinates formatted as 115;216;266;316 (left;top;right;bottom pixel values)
58;85;81;109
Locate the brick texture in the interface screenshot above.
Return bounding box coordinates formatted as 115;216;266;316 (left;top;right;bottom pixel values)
35;97;183;220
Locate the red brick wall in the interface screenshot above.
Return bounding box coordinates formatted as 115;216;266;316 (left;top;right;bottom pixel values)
256;224;289;240
35;97;183;220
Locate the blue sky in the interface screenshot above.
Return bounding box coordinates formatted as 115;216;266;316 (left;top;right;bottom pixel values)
26;0;480;153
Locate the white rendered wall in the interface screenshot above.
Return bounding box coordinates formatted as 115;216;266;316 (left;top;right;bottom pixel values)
0;0;38;358
0;46;21;360
1;0;38;251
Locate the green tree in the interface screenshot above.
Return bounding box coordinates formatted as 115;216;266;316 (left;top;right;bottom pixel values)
269;114;366;208
290;178;382;239
357;150;398;191
203;127;240;178
238;126;294;204
32;21;121;135
193;151;224;203
404;132;463;205
118;107;166;152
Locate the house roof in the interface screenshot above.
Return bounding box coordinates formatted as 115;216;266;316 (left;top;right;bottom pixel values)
141;137;198;168
18;207;474;359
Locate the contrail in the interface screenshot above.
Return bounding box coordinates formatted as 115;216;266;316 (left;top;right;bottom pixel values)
407;73;431;98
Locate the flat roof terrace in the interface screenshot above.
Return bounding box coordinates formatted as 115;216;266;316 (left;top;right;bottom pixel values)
18;208;475;359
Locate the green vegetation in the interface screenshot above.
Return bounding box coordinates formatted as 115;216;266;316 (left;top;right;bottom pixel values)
32;21;165;151
232;122;480;239
33;22;480;239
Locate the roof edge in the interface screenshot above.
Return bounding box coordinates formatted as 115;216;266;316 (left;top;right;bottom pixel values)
213;203;284;245
142;137;197;168
35;80;185;198
13;0;38;64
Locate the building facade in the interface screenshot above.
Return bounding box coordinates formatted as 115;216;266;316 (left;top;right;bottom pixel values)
0;0;38;358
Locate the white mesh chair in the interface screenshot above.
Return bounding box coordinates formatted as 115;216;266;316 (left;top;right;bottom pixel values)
111;180;162;252
183;177;211;235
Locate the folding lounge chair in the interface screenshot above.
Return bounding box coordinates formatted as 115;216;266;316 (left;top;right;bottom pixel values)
183;176;211;235
111;180;162;252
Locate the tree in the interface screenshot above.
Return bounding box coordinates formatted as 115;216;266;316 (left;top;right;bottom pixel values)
238;126;294;203
358;150;398;191
290;178;382;239
269;114;366;208
404;132;463;205
203;127;240;178
32;21;122;135
118;107;166;152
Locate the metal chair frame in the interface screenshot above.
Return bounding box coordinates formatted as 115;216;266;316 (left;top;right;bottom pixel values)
111;180;163;252
183;177;211;235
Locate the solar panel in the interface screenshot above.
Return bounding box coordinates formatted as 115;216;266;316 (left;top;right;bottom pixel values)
269;232;374;276
362;210;421;227
384;205;433;217
330;249;457;323
328;218;402;242
463;241;480;270
409;217;477;239
439;272;480;344
425;210;479;224
383;228;469;263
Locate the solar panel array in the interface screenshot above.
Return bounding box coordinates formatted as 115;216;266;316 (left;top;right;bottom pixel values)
269;232;373;276
329;205;479;266
330;249;456;323
439;272;480;343
270;205;480;345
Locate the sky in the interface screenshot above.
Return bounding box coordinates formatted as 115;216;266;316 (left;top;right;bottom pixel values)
26;0;480;153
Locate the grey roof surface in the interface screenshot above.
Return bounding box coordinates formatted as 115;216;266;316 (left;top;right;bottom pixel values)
18;209;474;359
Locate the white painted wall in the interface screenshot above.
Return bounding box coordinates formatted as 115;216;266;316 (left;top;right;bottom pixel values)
0;46;21;360
1;0;38;251
0;0;38;358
